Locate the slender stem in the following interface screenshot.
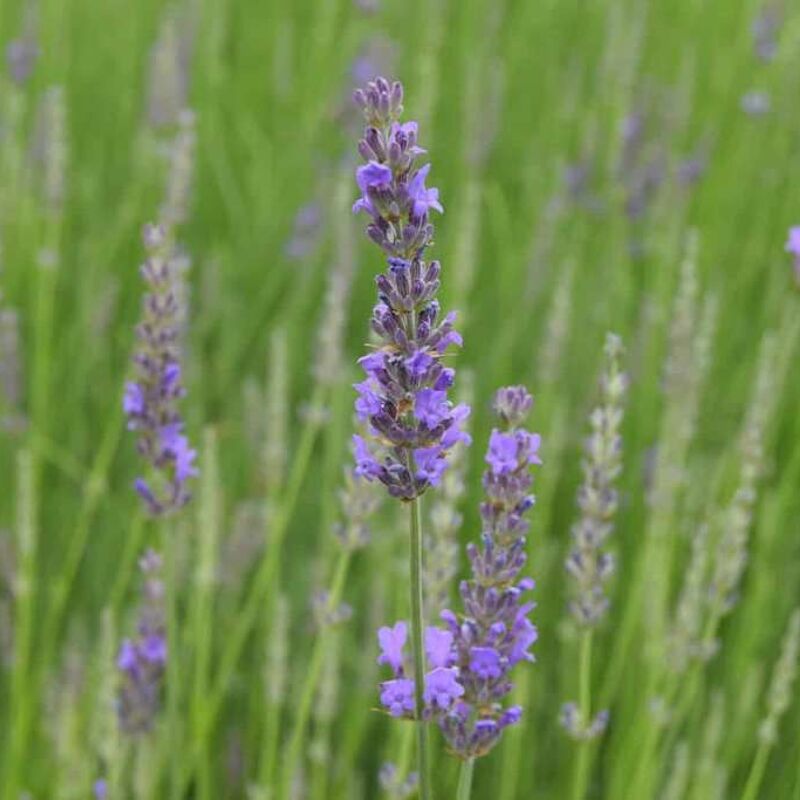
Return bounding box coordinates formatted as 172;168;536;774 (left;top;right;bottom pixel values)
192;429;220;800
164;521;181;800
572;631;593;800
410;496;432;800
741;740;770;800
457;759;475;800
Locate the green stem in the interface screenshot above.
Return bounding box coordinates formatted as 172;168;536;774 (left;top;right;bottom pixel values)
572;631;593;800
457;759;475;800
164;520;181;800
409;496;432;800
191;429;220;800
107;515;146;611
741;741;770;800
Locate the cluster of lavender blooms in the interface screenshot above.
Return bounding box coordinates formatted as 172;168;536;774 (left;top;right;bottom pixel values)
565;334;627;628
116;550;167;734
123;223;197;515
377;387;541;758
785;226;800;287
349;79;469;500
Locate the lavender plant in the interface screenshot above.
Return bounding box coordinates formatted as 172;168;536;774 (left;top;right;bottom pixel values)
562;334;626;800
377;386;541;797
350;76;470;799
124;223;197;516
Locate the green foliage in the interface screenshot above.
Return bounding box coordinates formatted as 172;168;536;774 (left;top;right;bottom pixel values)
0;0;799;797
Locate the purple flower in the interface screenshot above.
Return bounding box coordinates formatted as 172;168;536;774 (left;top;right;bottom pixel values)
140;633;168;665
123;382;145;418
353;161;393;215
423;667;463;710
354;380;382;421
351;77;470;501
357;161;393;191
469;647;503;680
414;388;449;427
117;640;138;673
405;350;433;380
359;351;386;375
93;779;108;800
380;678;416;717
500;706;523;727
519;431;543;465
486;430;519;475
509;610;538;664
159;424;198;483
378;622;408;676
413;446;447;486
408;164;443;218
353;434;383;480
425;627;453;668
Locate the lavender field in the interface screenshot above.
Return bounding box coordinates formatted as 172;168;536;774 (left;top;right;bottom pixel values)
1;0;800;798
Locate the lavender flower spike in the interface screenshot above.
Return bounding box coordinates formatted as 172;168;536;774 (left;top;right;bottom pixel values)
124;223;197;514
565;333;627;628
117;549;167;734
351;77;470;500
376;386;542;759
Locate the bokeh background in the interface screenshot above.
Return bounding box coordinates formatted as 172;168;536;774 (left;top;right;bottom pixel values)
1;0;799;797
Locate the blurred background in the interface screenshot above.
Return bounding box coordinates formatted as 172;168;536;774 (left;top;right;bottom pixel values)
1;0;799;797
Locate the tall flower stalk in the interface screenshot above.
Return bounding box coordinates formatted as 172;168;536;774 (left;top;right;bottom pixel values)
375;386;541;796
124;223;197;516
120;219;197;797
351;77;470;800
562;334;627;800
